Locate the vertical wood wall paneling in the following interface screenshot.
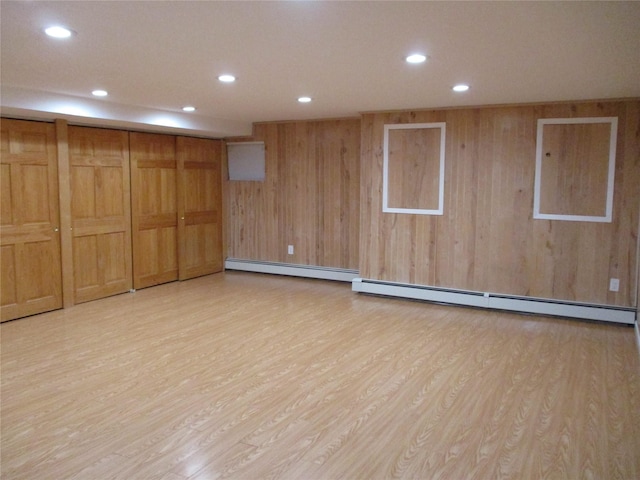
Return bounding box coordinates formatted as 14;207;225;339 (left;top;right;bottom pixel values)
130;132;178;289
360;100;640;307
386;126;441;210
539;122;611;217
225;118;361;270
176;136;223;280
68;126;132;303
0;119;62;321
55;119;75;308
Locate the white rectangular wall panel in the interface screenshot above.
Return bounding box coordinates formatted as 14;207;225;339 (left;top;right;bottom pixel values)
227;142;266;181
533;117;617;223
383;122;446;215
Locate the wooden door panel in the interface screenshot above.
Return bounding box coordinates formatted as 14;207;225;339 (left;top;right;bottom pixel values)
130;132;178;289
20;164;51;223
1;245;17;307
135;226;179;285
102;232;128;284
0;119;62;321
68;126;132;304
177;137;223;280
1;163;13;224
22;240;59;300
137;229;158;277
182;223;221;277
73;236;99;290
100;166;125;216
71;166;96;218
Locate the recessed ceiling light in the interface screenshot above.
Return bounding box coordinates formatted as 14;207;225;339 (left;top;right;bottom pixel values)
182;106;196;112
218;74;236;83
44;26;74;38
452;84;470;92
91;90;108;97
298;96;312;103
405;53;427;64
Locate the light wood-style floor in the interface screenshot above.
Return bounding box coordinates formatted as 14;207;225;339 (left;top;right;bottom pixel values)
1;272;639;480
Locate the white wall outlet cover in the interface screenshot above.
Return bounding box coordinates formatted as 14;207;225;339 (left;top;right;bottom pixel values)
609;278;620;292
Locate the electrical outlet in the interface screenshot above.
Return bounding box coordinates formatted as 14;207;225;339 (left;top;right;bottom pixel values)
609;278;619;292
287;245;294;255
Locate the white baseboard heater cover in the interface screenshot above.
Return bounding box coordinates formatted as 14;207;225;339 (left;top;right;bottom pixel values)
352;278;636;325
225;259;359;283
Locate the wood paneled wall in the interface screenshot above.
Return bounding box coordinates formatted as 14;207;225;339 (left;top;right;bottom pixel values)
360;100;640;307
225;119;361;270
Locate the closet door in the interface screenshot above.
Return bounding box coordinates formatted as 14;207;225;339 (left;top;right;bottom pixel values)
130;132;178;289
176;136;223;280
1;119;62;321
68;126;132;303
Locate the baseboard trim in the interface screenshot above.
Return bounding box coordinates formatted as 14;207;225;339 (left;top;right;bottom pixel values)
225;259;359;282
352;278;636;325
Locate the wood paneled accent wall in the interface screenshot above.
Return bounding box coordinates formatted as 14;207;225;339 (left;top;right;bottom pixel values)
360;100;640;307
225;119;360;270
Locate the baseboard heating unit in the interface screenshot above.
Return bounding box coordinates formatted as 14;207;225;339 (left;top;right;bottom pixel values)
225;258;359;283
352;278;636;325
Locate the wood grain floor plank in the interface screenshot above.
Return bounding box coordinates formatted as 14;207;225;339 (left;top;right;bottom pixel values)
1;272;639;479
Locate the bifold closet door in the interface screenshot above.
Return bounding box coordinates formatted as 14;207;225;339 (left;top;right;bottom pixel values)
0;119;62;321
130;132;178;289
68;126;132;303
176;136;223;280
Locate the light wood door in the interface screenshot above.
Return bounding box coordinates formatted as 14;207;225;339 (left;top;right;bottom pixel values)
68;126;132;303
0;119;62;321
176;136;223;280
130;132;178;289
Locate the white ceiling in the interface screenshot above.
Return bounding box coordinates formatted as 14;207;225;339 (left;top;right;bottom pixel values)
2;1;639;138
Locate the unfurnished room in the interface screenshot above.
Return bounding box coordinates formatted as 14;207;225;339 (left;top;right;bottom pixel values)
1;1;639;479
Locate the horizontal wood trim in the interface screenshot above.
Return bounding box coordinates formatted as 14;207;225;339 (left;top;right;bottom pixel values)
0;226;57;244
136;159;176;169
0;157;49;165
137;213;177;230
69;157;126;167
72;218;129;236
74;281;130;304
184;210;218;226
134;270;178;289
0;296;60;322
